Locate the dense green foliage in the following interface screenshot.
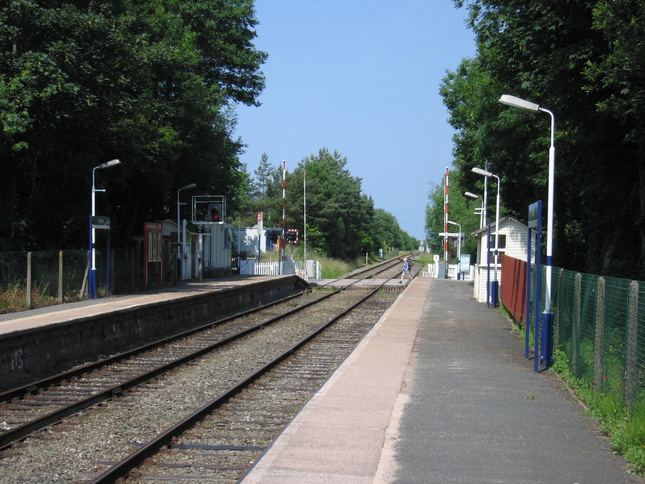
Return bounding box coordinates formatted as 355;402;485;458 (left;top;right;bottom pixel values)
0;1;415;261
436;0;645;279
425;173;481;263
1;0;266;249
236;149;418;261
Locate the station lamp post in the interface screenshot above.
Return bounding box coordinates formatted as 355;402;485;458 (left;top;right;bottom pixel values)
472;166;500;306
464;191;485;229
177;183;197;280
498;94;556;365
90;159;121;299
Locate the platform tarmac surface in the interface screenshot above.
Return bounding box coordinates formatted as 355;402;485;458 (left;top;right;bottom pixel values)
0;275;283;335
241;277;643;483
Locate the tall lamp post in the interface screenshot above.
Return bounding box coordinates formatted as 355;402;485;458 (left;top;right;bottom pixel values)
177;183;197;281
472;166;500;306
464;191;485;229
498;94;556;366
90;159;121;299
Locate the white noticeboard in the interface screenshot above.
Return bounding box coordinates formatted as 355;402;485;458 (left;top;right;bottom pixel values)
459;254;471;273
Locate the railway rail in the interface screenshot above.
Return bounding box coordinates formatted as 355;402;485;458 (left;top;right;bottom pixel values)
0;289;318;450
315;254;421;288
0;270;407;482
92;284;393;483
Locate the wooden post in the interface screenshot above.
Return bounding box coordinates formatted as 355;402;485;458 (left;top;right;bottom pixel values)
58;251;64;303
26;252;33;309
571;273;582;377
593;277;605;391
625;281;639;406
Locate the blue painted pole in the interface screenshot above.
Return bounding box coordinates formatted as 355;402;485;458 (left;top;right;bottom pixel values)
487;223;491;308
89;215;97;299
106;229;111;297
541;311;554;369
534;201;543;372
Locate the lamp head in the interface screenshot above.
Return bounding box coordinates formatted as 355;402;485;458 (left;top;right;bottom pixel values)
464;191;479;199
181;183;198;190
472;167;493;177
98;159;121;169
498;94;540;113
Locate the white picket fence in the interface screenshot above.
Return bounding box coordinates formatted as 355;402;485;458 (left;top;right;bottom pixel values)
239;257;312;278
255;261;280;275
424;263;474;281
239;260;279;275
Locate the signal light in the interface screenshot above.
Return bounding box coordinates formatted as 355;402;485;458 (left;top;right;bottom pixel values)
208;203;222;222
286;229;299;243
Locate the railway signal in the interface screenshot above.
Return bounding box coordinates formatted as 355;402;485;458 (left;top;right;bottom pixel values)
286;229;299;243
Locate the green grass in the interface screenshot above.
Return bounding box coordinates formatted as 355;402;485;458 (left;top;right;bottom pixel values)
321;256;353;279
0;283;65;313
551;349;645;474
499;305;645;475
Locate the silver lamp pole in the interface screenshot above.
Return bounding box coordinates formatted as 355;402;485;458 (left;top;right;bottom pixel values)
90;159;120;299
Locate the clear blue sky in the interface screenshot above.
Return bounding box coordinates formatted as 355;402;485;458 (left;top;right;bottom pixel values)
235;1;477;241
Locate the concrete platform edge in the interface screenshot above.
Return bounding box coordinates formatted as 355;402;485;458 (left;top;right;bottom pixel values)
240;277;432;483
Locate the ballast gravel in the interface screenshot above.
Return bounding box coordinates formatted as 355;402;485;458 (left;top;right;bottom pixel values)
0;290;393;483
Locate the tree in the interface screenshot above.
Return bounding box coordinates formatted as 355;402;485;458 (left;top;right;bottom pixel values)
373;209;405;252
286;149;374;260
252;153;272;199
0;0;267;249
426;174;480;263
445;0;643;278
585;1;645;273
244;148;418;260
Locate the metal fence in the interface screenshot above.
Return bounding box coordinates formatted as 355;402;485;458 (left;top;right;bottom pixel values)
0;244;179;313
519;261;645;408
553;270;645;407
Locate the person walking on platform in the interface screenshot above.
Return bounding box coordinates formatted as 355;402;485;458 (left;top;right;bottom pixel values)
400;258;412;283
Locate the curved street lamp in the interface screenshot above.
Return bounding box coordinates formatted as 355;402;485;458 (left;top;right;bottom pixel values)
472;167;500;307
464;191;485;229
498;94;555;318
90;159;121;299
498;94;555;367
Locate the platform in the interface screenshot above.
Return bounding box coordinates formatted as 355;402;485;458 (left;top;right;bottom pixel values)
240;277;643;483
0;275;306;392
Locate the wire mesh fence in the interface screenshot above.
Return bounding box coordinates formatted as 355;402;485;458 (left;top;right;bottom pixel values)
516;261;645;409
0;244;178;313
552;269;645;408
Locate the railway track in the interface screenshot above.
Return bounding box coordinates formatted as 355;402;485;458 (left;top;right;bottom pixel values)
0;289;320;450
316;254;422;288
0;281;399;482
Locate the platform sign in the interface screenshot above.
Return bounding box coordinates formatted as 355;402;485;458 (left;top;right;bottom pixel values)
143;222;163;289
91;216;110;230
145;223;162;262
459;254;471;273
528;201;540;229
